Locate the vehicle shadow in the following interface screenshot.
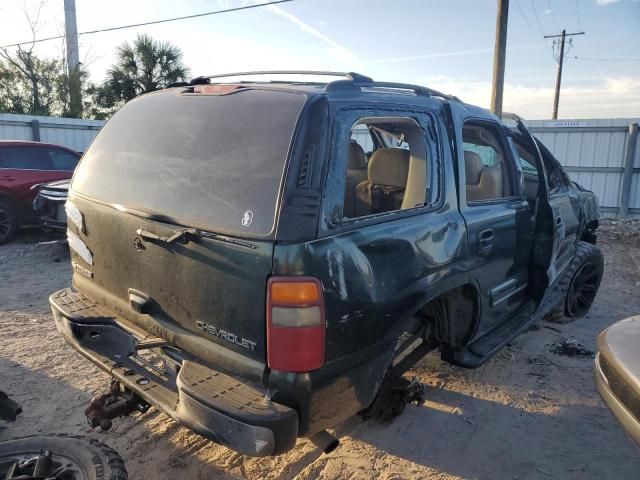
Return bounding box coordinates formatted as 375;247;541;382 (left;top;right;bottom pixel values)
0;355;241;479
0;356;90;439
339;383;640;480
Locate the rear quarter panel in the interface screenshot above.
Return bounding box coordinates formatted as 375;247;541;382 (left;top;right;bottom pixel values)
269;111;477;433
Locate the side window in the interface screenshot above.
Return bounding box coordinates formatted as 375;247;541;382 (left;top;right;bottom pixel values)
0;146;54;170
462;122;513;202
342;116;431;219
538;148;568;196
0;147;25;169
48;149;79;171
514;143;538;175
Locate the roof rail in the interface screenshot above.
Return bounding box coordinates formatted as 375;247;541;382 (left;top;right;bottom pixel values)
165;81;190;88
326;78;460;102
184;70;459;101
188;70;374;85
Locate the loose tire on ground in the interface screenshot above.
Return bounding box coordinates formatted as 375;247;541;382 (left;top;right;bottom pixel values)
0;199;17;245
546;240;604;324
0;434;127;480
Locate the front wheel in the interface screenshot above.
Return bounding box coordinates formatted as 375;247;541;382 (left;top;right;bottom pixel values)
0;435;127;480
547;241;604;324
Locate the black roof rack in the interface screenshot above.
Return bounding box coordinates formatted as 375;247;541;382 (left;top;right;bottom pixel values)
326;79;459;102
183;70;459;101
189;70;374;85
165;81;190;88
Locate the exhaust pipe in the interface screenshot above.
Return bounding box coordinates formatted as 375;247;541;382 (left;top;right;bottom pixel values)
309;430;339;454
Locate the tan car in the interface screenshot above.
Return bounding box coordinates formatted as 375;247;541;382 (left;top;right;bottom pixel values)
595;316;640;447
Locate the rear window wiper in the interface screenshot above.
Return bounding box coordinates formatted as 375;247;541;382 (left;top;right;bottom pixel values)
136;227;256;249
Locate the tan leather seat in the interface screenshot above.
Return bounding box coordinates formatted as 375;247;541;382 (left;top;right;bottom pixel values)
355;148;409;216
344;142;368;217
464;151;503;201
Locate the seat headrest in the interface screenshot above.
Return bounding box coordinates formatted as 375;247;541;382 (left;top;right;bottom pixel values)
368;148;409;188
464;151;483;184
348;141;367;170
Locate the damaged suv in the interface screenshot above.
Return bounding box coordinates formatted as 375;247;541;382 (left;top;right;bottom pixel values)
51;71;602;457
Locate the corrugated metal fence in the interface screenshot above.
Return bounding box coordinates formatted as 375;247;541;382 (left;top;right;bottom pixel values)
0;113;104;153
1;113;638;218
526;119;640;219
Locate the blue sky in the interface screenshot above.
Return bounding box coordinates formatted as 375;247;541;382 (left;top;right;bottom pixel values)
1;0;639;118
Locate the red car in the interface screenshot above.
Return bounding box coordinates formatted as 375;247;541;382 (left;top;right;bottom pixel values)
0;140;81;244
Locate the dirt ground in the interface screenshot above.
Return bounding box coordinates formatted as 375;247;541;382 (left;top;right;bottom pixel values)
1;226;640;479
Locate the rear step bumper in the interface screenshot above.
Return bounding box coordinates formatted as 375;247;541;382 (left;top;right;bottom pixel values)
50;288;298;456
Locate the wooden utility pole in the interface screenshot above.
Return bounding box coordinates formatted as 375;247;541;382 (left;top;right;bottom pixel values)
544;29;584;119
490;0;509;118
64;0;82;117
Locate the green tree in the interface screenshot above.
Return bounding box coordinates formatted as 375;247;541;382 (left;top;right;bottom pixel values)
0;54;67;116
0;1;92;118
93;33;188;114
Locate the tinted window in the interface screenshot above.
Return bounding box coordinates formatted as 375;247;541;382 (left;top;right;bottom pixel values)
49;149;80;171
0;146;54;170
0;146;78;170
73;89;306;236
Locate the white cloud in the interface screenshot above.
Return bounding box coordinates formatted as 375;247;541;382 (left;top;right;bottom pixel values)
542;8;552;14
595;0;622;5
419;75;640;119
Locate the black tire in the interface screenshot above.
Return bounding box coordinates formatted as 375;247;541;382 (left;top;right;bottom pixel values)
0;434;127;480
0;199;18;245
546;241;604;324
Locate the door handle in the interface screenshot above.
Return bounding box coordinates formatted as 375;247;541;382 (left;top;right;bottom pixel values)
478;229;494;253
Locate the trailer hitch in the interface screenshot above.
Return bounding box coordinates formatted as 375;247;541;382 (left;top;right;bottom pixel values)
85;380;150;431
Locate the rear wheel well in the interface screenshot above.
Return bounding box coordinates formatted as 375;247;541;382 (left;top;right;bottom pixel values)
0;192;21;224
581;219;598;244
419;284;479;349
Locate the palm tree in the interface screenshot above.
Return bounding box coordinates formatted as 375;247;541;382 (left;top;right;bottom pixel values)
101;34;189;104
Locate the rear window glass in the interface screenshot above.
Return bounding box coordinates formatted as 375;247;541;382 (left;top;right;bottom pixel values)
72;89;306;236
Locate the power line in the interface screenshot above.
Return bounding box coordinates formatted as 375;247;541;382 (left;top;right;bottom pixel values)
575;0;583;30
547;0;561;31
515;0;540;37
0;0;294;49
529;0;556;60
531;0;545;34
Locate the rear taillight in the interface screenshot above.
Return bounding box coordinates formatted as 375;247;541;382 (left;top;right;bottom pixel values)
266;277;325;373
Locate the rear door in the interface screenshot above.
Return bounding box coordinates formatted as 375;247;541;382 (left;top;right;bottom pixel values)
509;117;568;291
456;118;534;333
68;87;308;362
538;143;581;274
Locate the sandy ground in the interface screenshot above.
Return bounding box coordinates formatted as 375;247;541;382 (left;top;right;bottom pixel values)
1;226;640;479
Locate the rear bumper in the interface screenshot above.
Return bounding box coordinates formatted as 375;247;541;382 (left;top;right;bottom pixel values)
595;352;640;447
50;288;298;456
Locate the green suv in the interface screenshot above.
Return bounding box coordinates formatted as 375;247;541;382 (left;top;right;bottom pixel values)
51;71;602;456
